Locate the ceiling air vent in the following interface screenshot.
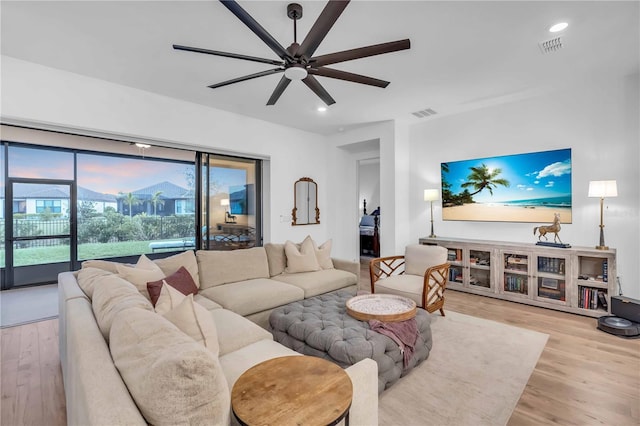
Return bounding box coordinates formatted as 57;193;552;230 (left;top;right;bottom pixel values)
411;108;437;118
539;36;563;54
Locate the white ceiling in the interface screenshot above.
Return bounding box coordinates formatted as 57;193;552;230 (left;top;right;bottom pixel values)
1;1;638;135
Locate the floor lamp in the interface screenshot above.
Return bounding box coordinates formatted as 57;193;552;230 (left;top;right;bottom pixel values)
587;180;617;250
424;189;439;238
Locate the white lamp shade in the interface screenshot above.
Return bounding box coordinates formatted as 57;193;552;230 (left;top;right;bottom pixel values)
588;180;618;198
424;189;439;202
220;199;230;206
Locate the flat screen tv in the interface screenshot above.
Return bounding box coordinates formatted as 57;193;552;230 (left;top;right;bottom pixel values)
441;148;572;223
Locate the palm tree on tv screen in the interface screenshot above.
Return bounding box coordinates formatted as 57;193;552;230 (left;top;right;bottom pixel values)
461;164;510;199
120;192;140;218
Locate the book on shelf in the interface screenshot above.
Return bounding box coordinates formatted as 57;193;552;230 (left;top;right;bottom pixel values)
602;259;608;282
579;286;606;310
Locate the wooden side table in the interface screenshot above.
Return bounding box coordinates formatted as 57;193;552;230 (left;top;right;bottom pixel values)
232;356;353;426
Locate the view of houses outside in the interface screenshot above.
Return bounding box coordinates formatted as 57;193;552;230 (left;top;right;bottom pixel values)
2;145;196;272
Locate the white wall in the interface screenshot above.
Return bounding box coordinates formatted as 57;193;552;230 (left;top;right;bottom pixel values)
408;74;640;298
1;56;333;245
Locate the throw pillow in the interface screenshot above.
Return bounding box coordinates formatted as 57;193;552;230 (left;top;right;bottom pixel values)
154;281;188;315
312;238;334;269
153;250;200;289
116;257;165;301
284;235;321;273
91;274;154;341
162;294;220;356
77;267;114;299
109;308;230;426
81;259;122;274
147;266;198;307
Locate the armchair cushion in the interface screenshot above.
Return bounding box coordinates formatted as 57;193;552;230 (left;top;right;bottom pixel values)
404;244;448;276
373;274;426;307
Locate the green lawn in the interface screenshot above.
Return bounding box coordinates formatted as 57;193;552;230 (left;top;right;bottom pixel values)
1;240;181;267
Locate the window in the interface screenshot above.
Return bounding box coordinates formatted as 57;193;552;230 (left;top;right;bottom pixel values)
77;152;196;259
12;200;26;214
175;199;195;215
36;199;62;214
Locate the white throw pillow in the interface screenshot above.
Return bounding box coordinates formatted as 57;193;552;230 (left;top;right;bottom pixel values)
110;308;230;426
154;281;188;315
116;256;165;300
312;238;334;269
162;293;220;356
285;235;321;273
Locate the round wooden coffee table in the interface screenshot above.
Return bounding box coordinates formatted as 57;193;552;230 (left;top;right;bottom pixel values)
346;293;417;322
232;355;353;426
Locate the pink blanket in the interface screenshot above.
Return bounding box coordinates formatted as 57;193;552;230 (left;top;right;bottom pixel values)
369;318;418;368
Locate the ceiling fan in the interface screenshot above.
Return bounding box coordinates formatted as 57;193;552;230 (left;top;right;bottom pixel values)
173;0;410;106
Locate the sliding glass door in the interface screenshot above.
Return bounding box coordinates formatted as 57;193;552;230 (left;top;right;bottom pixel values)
200;154;261;250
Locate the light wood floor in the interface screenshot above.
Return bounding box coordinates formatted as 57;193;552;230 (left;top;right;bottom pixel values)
1;272;639;426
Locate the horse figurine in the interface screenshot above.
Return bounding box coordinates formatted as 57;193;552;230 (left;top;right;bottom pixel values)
533;213;562;244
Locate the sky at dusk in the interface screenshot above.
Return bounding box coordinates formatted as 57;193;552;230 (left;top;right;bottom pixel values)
442;149;572;203
7;146;192;194
6;146;251;197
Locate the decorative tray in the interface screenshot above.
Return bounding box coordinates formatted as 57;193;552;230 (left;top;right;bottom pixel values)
346;294;416;322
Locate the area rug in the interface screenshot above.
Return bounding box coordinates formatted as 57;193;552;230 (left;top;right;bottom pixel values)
379;310;548;426
0;284;58;328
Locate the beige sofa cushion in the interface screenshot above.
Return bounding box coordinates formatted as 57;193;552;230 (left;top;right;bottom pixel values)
77;267;114;299
153;250;200;288
91;274;154;341
219;339;300;389
264;243;287;277
211;309;273;356
404;244;448;276
199;278;304;317
284;236;321;273
196;247;270;289
162;293;220;356
110;308;230;426
194;294;223;311
271;268;357;298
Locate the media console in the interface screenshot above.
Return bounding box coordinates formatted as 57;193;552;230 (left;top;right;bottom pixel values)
419;237;616;318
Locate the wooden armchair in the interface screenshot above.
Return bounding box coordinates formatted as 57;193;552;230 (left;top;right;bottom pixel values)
369;244;450;316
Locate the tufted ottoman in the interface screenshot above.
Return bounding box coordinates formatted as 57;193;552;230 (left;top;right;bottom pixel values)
269;289;432;394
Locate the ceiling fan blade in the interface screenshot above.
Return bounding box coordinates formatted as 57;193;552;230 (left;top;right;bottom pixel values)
298;0;350;59
308;67;389;88
208;68;283;89
220;0;293;62
173;45;284;66
266;76;292;105
302;75;336;106
310;39;410;67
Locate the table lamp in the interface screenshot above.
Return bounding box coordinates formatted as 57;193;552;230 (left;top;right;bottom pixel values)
424;189;439;238
587;180;617;250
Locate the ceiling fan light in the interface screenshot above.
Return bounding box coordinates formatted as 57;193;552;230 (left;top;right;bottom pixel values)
284;66;308;81
549;22;568;32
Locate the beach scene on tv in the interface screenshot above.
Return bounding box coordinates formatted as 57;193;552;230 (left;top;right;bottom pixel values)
441;148;572;223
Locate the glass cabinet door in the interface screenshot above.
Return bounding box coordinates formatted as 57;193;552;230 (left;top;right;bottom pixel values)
469;249;491;289
502;252;529;295
536;256;567;303
446;247;464;285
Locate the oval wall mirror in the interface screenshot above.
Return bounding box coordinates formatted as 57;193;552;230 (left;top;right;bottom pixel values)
292;177;319;226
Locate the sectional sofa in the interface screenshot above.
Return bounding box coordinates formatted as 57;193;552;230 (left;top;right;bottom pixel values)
58;241;378;425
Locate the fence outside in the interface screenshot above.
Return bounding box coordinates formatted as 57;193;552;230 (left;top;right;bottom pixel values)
2;215;195;249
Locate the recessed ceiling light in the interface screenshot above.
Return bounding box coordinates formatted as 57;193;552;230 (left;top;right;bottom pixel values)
549;22;568;33
317;106;327;112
